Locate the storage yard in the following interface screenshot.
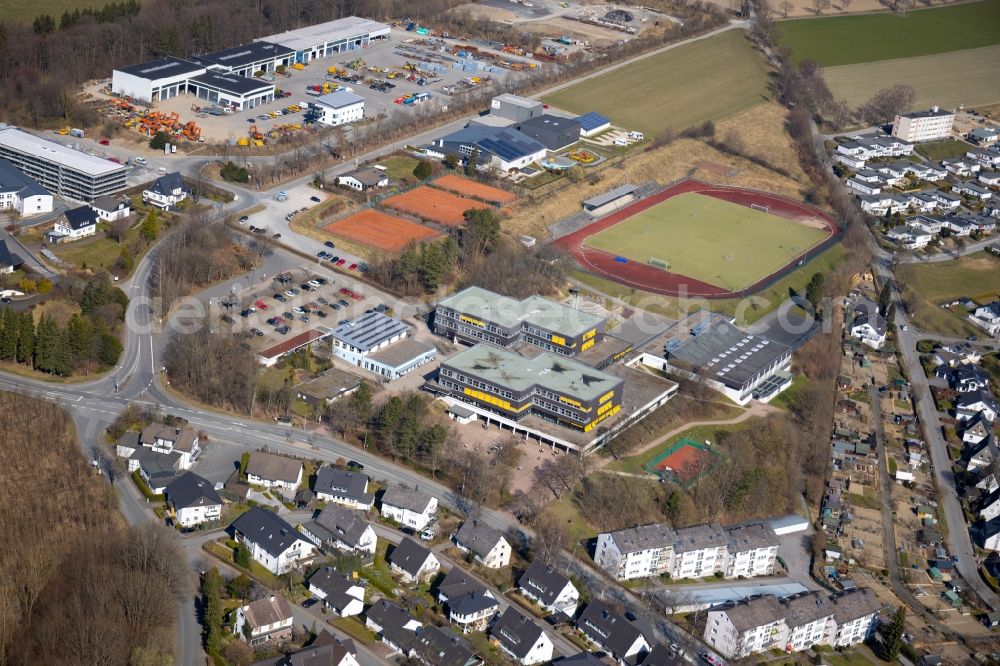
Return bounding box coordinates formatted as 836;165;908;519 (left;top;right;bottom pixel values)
323;209;442;252
383;186;492;226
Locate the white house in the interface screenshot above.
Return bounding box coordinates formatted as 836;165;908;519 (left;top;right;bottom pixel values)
337;166;388;191
518;559;580;617
436;567;498;633
0;157;52;217
245;451;303;494
850;312;888;349
312;90;365;127
90;195;130;222
299;505;377;557
491;607;553;665
846;178;881;196
164;472;222;527
139;422;200;470
576;600;651;664
307;566;365;617
49;206;98;242
365;600;421;654
388;537;440;584
142;172;188;209
954;180;993;201
980;490;1000;522
380;485;438;531
963;413;992;446
725;523;781;578
314;467;375;510
957;390;1000;422
0;241;21;275
885;224;932;250
453;519;511;569
230;507;318;575
969;301;1000;336
234;595;294;646
892;107;955;143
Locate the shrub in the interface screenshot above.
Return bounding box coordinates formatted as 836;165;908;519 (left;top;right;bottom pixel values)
220;161;250;184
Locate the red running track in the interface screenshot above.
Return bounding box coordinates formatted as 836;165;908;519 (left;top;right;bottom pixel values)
553;178;840;298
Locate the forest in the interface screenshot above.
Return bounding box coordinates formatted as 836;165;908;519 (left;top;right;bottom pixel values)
0;392;186;665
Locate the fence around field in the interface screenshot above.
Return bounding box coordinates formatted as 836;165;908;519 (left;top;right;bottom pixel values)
644;437;719;488
547;180;664;240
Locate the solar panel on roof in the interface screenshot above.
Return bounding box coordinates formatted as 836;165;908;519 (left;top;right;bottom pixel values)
575;112;610;131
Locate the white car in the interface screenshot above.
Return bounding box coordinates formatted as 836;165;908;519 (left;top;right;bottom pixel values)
292;306;305;314
419;529;435;541
308;280;321;287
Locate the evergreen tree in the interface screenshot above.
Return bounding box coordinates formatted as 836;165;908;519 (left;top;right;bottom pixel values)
16;312;34;366
98;332;123;367
805;272;825;309
418;241;448;292
140;210;159;242
67;313;94;364
412;159;432;180
202;567;224;653
461;208;501;257
234;544;251;568
35;315;70;375
0;308;16;360
376;396;404;447
878;280;892;316
395;413;420;458
32;14;55;35
148;131;171;151
465;147;480;176
881;606;905;660
350;381;373;426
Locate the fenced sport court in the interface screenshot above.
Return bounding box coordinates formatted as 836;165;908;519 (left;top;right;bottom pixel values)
644;437;719;488
324;209;441;252
384;186;491;227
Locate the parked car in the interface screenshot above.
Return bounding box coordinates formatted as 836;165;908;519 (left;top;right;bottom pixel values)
330;256;340;263
310;196;321;202
314;310;327;318
302;597;318;608
255;300;268;310
250;328;264;336
239;216;249;223
220;314;234;324
289;288;300;295
336;259;347;266
419;529;435;542
293;306;305;314
274;294;287;303
317;297;329;305
239;309;251;318
346;460;364;471
99;138;110;145
272;233;282;239
282;312;294;320
349;263;358;271
331;303;342;310
324;241;335;248
275;325;291;334
338;299;349;307
314;277;328;286
299;315;309;323
316;251;327;258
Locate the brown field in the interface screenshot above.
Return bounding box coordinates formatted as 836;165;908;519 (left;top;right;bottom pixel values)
383;187;490;227
431;174;517;205
324;210;441;252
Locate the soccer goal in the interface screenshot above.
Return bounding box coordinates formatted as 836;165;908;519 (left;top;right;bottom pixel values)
750;203;770;213
649;257;669;270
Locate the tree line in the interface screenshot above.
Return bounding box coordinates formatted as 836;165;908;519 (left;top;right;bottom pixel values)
0;274;126;376
0;392;185;665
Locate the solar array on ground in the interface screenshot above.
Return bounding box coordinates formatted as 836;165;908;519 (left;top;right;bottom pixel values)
581;192;829;291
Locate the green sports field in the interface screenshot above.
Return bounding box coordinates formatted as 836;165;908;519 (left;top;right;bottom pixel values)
778;0;1000;66
541;30;769;137
582;193;830;290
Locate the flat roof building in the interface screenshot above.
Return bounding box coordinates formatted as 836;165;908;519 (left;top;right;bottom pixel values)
331;311;436;381
193;41;294;76
256;16;390;63
490;93;544;123
582;183;638;216
0;127;127;202
575;111;612;137
312;89;365;127
188;71;275;110
892;106;955;143
111;56;207;103
516;114;581;151
435;285;606;356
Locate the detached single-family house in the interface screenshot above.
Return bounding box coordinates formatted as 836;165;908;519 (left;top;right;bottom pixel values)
299;504;377;556
979;489;1000;522
266;631;360;666
953;180;993;201
380;485;438;531
164;472;222;527
314;467;375;510
307;566;365;617
518;559;580;617
491;607;554;665
234;595;294;646
365;599;421;654
245;451;303;494
927;189;962;211
963;412;992;445
980;171;1000;187
453;520;511;569
411;625;480;666
140;422;201;469
850;311;887;349
90;195;131;222
388;536;440;584
436;567;498;633
969;301;1000;336
975;520;1000;551
885;224;932;250
0;240;22;275
49;206;98;242
950;364;991;393
846;178;881;196
142;171;189;209
337;166;389;191
230;507;318;575
966;437;998;473
957;390;1000;422
576;600;651;665
0;158;52;217
116;433;183;493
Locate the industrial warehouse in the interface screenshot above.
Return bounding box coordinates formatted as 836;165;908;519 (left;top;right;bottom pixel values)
0;126;126;202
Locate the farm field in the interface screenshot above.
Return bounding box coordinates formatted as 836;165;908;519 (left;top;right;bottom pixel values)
383;186;489;227
822;45;1000;109
541;30;770;137
778;0;1000;66
896;251;1000;338
323;210;441;252
581;192;829;291
431;174;516;205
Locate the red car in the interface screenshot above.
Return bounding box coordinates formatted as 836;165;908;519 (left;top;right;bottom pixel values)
99;138;110;145
255;300;268;310
336;258;347;266
348;263;358;271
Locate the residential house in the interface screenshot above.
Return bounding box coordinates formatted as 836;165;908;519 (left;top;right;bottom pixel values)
0;157;52;217
975;519;1000;551
435;567;498;633
90;195;130;222
518;559;580;617
966;437;998;473
969;301;1000;336
380;485;438;531
926;189;962;211
933;342;982;367
979;489;1000;522
337;166;389;191
956;389;999;422
364;599;421;654
968;127;1000;146
313;467;375;510
230;507;318;575
235;595;294;646
962;412;992;445
846;178;881;196
410;625;480;666
950;365;990;393
299;505;377;556
874;162;909;186
980;171;1000;187
909;215;946;235
253;630;360;666
850;311;888;349
49;206;98;242
140;422;201;469
0;240;21;275
245;451;303;494
885;224;932;250
388;536;440;584
116;432;183;493
307;566;365;617
164;472;222;527
453;520;511;569
575;600;651;665
491;607;554;665
725;523;781;578
939;213;977;237
953;180;993;201
941;156;979;177
142;171;188;209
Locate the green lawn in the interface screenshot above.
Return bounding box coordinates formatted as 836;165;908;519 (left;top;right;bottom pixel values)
377;155;420;180
5;0;114;23
896;251;1000;337
542;30;770;137
583;192;829;291
53;224;141;274
916;138;980;161
608;423;751;475
778;0;1000;66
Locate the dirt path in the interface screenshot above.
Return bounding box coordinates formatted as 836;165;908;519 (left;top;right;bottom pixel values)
593;400;781;473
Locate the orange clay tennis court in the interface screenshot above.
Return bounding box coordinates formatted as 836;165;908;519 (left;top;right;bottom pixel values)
431;174;516;205
383;186;490;227
324;210;441;252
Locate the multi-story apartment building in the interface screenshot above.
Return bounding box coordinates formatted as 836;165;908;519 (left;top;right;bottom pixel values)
704;589;882;660
434;286;606;357
892;106;955;143
0;127;127;202
595;522;780;582
437;343;624;433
